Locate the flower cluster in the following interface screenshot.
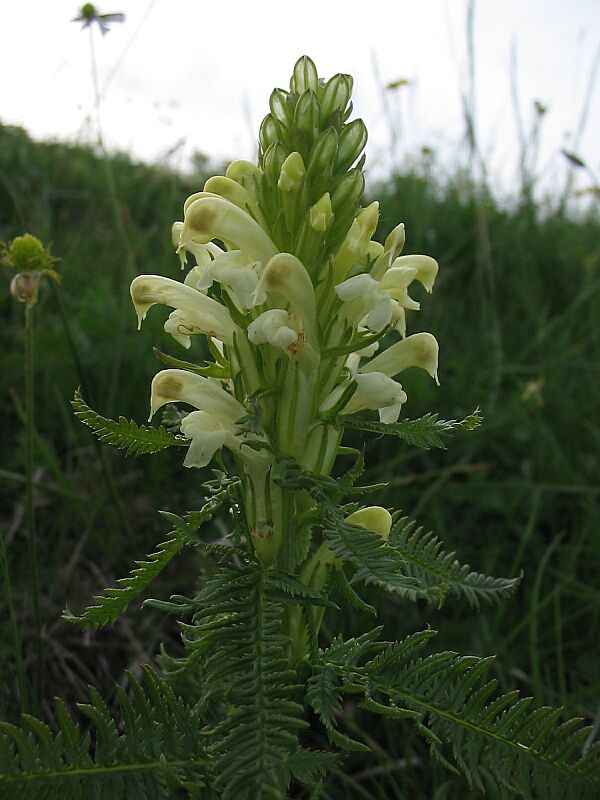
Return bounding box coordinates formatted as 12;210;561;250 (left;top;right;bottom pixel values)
130;56;439;564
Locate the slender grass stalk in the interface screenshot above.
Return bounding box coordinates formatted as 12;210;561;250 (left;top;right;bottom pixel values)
49;281;133;540
86;20;137;418
0;530;29;713
24;303;43;710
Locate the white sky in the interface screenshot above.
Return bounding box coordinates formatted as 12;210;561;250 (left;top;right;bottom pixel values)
2;0;600;197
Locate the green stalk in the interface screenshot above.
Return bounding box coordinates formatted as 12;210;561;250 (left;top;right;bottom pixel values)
0;530;29;713
24;303;43;710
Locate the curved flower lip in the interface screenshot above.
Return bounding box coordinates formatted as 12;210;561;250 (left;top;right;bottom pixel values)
342;372;407;419
171;222;223;269
179;409;270;470
321;371;407;423
390;254;438;292
130;274;239;346
180;411;229;468
180;194;278;265
149;369;244;422
360;332;439;384
196;249;263;309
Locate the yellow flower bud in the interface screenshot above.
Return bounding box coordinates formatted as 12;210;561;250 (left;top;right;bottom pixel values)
277;152;306;193
345;507;393;541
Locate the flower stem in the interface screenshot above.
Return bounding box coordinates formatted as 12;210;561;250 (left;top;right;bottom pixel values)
25;303;43;710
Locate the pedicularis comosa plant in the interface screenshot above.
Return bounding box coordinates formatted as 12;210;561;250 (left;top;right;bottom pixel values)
1;57;598;800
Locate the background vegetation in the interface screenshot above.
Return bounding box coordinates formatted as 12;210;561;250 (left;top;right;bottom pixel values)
1;119;599;797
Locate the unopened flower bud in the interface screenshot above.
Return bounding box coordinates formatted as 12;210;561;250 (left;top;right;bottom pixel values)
309;193;333;232
345;507;392;540
263;143;287;183
335;118;368;173
278;152;306;192
307;127;338;176
269;88;293;127
259;114;283;152
1;234;60;301
330;169;365;211
290;55;319;94
226;160;262;183
321;74;353;119
294;90;320;139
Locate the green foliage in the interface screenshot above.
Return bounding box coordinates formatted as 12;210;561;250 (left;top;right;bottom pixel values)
63;485;229;629
314;628;600;799
276;458;520;608
0;667;209;799
72;389;187;456
182;561;309;799
340;409;483;449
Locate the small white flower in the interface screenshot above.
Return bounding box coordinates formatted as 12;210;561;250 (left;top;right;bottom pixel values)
249;253;319;366
321;369;407;423
335;251;439;337
195;249;264;309
179;411;233;468
342;372;407;423
248;309;304;356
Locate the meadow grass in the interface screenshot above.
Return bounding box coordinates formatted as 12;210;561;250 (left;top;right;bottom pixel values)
0;121;598;795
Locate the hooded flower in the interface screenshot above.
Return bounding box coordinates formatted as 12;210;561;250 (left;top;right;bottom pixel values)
179;193;278;265
131;275;239;347
250;253;319;365
149;369;268;468
360;332;439;384
335;247;439;337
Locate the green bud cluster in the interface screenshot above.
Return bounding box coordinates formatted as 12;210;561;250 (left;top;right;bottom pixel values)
1;234;59;275
256;56;367;274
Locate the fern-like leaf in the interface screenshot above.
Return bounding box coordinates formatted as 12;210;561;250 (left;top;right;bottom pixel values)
64;491;226;629
0;667;210;799
267;569;338;609
275;458;518;608
339;409;482;449
319;629;600;799
72;388;187;455
384;516;521;609
183;561;308;799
